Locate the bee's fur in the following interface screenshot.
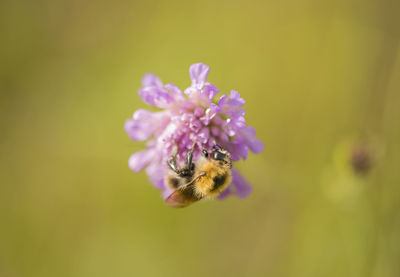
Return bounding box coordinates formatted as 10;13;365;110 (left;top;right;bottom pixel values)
190;155;232;198
165;144;232;207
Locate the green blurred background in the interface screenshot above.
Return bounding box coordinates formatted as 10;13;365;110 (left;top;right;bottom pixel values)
1;0;400;276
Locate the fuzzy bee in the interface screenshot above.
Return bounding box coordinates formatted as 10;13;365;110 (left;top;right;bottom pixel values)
165;144;233;208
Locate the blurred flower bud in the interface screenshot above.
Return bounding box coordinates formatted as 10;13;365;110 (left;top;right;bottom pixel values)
350;145;372;175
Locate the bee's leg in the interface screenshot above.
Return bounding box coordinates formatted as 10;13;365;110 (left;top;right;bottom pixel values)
186;151;193;171
186;142;197;171
167;155;179;173
167;144;179;174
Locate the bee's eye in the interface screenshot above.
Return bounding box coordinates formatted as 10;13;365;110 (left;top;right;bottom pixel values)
202;149;209;158
213;151;226;161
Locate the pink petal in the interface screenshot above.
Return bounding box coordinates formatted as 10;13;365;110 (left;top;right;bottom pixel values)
189;63;210;87
124;119;153;141
128;149;155;172
227;90;245;107
218;186;233;199
165;83;184;99
142;73;163;87
125;110;170;141
239;126;264;153
218;94;227;106
202;82;219;101
146;163;167;190
231;169;252;198
138;86;174;108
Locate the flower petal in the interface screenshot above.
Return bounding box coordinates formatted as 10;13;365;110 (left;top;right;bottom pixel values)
224;141;248;161
146;163;167;190
224;115;246;136
227;90;245;107
132;109;152;121
202;82;219;101
128;149;155;172
125;110;170;141
197;127;210;144
142;73;163;88
233;142;249;160
189;63;210;87
165;83;184;99
248;138;264;153
138;86;174;108
218;94;227;106
217;186;233;199
238;126;264;153
189;119;202;133
226;108;246;119
231;169;252;198
124;119;153;141
200;103;221;125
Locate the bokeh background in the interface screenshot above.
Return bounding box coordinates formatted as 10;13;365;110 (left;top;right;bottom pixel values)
1;0;400;276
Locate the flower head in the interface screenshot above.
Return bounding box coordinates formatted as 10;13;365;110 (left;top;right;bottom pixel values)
125;63;264;199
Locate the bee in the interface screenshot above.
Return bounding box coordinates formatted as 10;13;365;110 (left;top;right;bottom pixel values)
165;143;232;208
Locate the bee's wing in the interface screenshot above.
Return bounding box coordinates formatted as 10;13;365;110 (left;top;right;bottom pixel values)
165;189;199;208
165;173;206;208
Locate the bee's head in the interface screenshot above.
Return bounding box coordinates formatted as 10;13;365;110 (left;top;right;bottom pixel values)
202;145;232;168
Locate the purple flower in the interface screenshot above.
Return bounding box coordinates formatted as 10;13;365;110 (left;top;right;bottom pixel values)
125;63;264;199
